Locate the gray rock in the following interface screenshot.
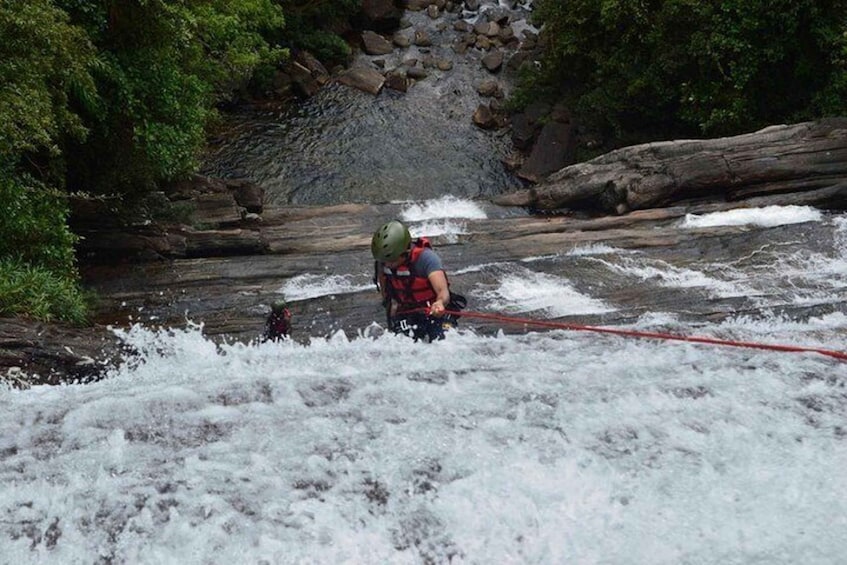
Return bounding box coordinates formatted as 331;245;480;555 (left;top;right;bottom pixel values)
336;66;386;95
413;29;433;47
474;21;500;37
518;121;577;182
510;113;537;149
472;104;497;129
476;80;500;97
392;33;411;48
484;7;512;24
502;119;847;212
294;51;330;86
406;66;429;80
452;41;469;55
362;31;394;56
288;61;321;98
385;71;408;92
481;50;504;72
475;36;493;51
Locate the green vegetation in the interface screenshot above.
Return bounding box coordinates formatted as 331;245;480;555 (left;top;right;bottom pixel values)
0;0;96;323
516;0;847;145
277;0;360;65
1;0;354;323
59;0;288;201
0;258;88;325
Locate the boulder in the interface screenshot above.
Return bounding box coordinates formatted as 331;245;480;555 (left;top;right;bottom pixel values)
385;71;408;92
509;113;537;149
0;319;125;386
482;50;504;72
472;104;497;129
497;119;847;213
392;33;411;48
362;31;394;55
406;0;434;10
336;66;386;95
288;61;321;98
294;50;330;86
517;121;577;182
414;29;433;47
476;79;500;97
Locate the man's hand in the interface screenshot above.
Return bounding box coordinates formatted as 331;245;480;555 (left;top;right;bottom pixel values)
429;300;445;317
426;270;450;318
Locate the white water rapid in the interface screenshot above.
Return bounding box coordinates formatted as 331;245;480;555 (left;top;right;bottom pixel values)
2;203;846;564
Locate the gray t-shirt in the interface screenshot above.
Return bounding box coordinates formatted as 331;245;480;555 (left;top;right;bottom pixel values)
413;248;443;276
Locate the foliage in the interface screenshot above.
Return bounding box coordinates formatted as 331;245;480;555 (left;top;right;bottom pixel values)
292;29;352;64
0;258;88;324
0;0;290;321
60;0;288;198
0;171;78;275
518;0;847;143
277;0;359;64
0;0;370;322
0;0;97;161
0;171;86;323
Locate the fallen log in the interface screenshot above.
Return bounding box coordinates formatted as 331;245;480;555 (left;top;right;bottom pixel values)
494;118;847;213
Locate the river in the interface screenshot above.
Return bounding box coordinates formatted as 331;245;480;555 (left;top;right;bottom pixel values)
200;1;531;205
2;0;846;561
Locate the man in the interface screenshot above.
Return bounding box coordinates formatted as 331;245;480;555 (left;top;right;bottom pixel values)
263;299;291;342
371;220;465;342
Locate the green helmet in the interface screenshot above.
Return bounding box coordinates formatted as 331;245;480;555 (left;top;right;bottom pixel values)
271;299;287;314
371;220;411;262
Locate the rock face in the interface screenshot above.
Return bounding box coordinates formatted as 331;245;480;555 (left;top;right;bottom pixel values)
72;175;267;264
0;319;124;386
517;120;576;182
496;119;847;213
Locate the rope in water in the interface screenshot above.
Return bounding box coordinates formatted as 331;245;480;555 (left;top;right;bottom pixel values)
421;308;847;362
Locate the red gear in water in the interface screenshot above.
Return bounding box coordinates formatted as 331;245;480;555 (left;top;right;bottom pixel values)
263;300;291;341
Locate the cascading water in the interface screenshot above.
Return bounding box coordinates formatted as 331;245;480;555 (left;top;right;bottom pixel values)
2;203;846;564
3;0;847;561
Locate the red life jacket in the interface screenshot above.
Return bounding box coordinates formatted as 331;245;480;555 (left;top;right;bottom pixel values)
264;311;290;340
383;238;443;308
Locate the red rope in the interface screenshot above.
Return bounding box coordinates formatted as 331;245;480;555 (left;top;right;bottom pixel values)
425;308;847;362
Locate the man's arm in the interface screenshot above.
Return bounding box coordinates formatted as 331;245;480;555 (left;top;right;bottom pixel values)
427;270;450;317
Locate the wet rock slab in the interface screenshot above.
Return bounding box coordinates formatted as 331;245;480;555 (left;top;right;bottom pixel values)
0;319;125;386
5;194;843;385
76;195;841;344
